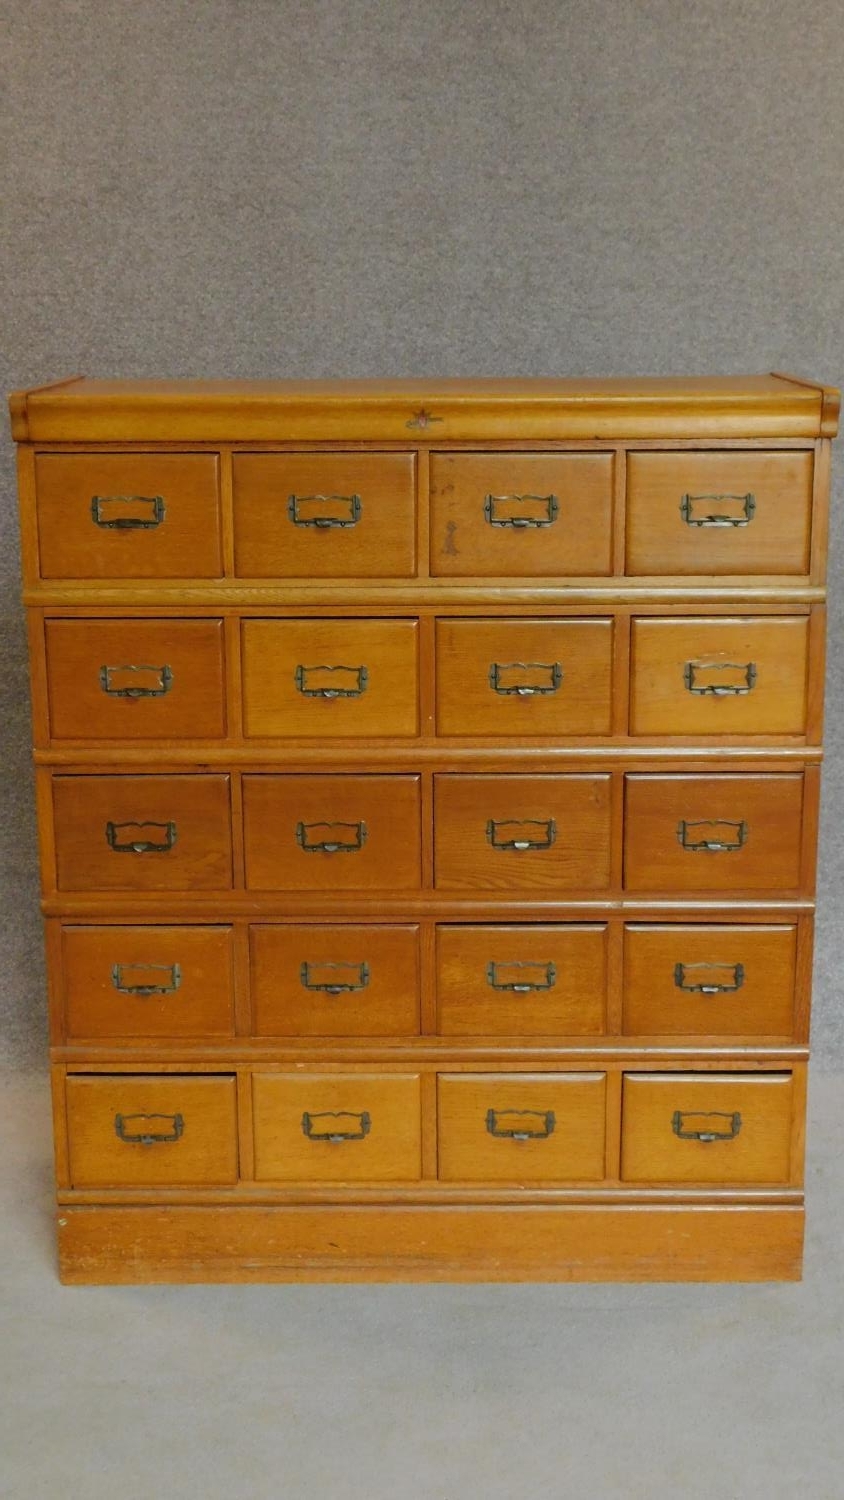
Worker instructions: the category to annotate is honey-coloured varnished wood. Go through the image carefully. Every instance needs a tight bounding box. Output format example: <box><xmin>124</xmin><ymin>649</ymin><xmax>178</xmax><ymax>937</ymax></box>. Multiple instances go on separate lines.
<box><xmin>9</xmin><ymin>373</ymin><xmax>837</xmax><ymax>1282</ymax></box>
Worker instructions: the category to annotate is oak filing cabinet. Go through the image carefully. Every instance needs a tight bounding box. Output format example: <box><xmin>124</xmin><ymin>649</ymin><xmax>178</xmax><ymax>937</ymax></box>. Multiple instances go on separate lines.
<box><xmin>8</xmin><ymin>373</ymin><xmax>837</xmax><ymax>1282</ymax></box>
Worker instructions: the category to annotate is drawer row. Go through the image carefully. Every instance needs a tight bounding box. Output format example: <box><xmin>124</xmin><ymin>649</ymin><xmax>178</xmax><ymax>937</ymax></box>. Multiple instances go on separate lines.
<box><xmin>46</xmin><ymin>771</ymin><xmax>809</xmax><ymax>895</ymax></box>
<box><xmin>31</xmin><ymin>447</ymin><xmax>815</xmax><ymax>582</ymax></box>
<box><xmin>62</xmin><ymin>1069</ymin><xmax>799</xmax><ymax>1189</ymax></box>
<box><xmin>55</xmin><ymin>921</ymin><xmax>801</xmax><ymax>1041</ymax></box>
<box><xmin>39</xmin><ymin>614</ymin><xmax>816</xmax><ymax>742</ymax></box>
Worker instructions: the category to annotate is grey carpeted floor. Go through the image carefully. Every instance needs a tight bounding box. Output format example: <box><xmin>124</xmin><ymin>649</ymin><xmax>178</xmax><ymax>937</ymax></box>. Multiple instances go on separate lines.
<box><xmin>1</xmin><ymin>1064</ymin><xmax>842</xmax><ymax>1500</ymax></box>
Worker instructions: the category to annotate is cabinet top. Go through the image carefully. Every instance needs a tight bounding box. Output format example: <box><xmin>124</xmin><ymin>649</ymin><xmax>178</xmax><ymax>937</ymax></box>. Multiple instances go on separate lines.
<box><xmin>8</xmin><ymin>373</ymin><xmax>839</xmax><ymax>442</ymax></box>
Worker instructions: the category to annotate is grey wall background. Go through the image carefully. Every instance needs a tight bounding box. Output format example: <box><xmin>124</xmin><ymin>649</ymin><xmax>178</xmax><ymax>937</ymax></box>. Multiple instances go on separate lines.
<box><xmin>1</xmin><ymin>0</ymin><xmax>841</xmax><ymax>1068</ymax></box>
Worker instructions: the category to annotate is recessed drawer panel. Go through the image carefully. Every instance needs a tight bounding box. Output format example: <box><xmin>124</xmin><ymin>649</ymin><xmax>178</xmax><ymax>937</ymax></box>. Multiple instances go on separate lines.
<box><xmin>626</xmin><ymin>451</ymin><xmax>813</xmax><ymax>575</ymax></box>
<box><xmin>623</xmin><ymin>774</ymin><xmax>804</xmax><ymax>893</ymax></box>
<box><xmin>436</xmin><ymin>925</ymin><xmax>607</xmax><ymax>1035</ymax></box>
<box><xmin>242</xmin><ymin>619</ymin><xmax>419</xmax><ymax>738</ymax></box>
<box><xmin>45</xmin><ymin>619</ymin><xmax>227</xmax><ymax>740</ymax></box>
<box><xmin>62</xmin><ymin>925</ymin><xmax>235</xmax><ymax>1039</ymax></box>
<box><xmin>243</xmin><ymin>775</ymin><xmax>422</xmax><ymax>891</ymax></box>
<box><xmin>620</xmin><ymin>1072</ymin><xmax>794</xmax><ymax>1184</ymax></box>
<box><xmin>251</xmin><ymin>924</ymin><xmax>420</xmax><ymax>1036</ymax></box>
<box><xmin>622</xmin><ymin>924</ymin><xmax>797</xmax><ymax>1036</ymax></box>
<box><xmin>436</xmin><ymin>619</ymin><xmax>613</xmax><ymax>737</ymax></box>
<box><xmin>630</xmin><ymin>617</ymin><xmax>809</xmax><ymax>736</ymax></box>
<box><xmin>233</xmin><ymin>453</ymin><xmax>416</xmax><ymax>577</ymax></box>
<box><xmin>437</xmin><ymin>1073</ymin><xmax>607</xmax><ymax>1182</ymax></box>
<box><xmin>430</xmin><ymin>453</ymin><xmax>613</xmax><ymax>576</ymax></box>
<box><xmin>252</xmin><ymin>1072</ymin><xmax>422</xmax><ymax>1181</ymax></box>
<box><xmin>35</xmin><ymin>453</ymin><xmax>223</xmax><ymax>580</ymax></box>
<box><xmin>52</xmin><ymin>775</ymin><xmax>233</xmax><ymax>892</ymax></box>
<box><xmin>66</xmin><ymin>1074</ymin><xmax>238</xmax><ymax>1187</ymax></box>
<box><xmin>434</xmin><ymin>775</ymin><xmax>612</xmax><ymax>891</ymax></box>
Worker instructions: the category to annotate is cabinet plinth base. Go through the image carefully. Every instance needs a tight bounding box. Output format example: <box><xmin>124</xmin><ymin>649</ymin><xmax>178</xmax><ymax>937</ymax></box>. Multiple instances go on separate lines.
<box><xmin>57</xmin><ymin>1203</ymin><xmax>804</xmax><ymax>1284</ymax></box>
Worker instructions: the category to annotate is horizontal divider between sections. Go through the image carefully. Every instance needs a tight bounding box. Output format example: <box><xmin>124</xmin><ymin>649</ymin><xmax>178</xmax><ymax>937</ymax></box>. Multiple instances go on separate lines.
<box><xmin>55</xmin><ymin>1185</ymin><xmax>806</xmax><ymax>1208</ymax></box>
<box><xmin>25</xmin><ymin>588</ymin><xmax>827</xmax><ymax>609</ymax></box>
<box><xmin>58</xmin><ymin>1050</ymin><xmax>808</xmax><ymax>1070</ymax></box>
<box><xmin>41</xmin><ymin>895</ymin><xmax>817</xmax><ymax>919</ymax></box>
<box><xmin>34</xmin><ymin>745</ymin><xmax>825</xmax><ymax>766</ymax></box>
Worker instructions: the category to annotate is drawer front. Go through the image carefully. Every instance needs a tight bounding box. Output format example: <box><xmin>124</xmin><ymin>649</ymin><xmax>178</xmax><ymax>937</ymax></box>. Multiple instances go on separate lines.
<box><xmin>436</xmin><ymin>619</ymin><xmax>613</xmax><ymax>737</ymax></box>
<box><xmin>36</xmin><ymin>453</ymin><xmax>222</xmax><ymax>580</ymax></box>
<box><xmin>434</xmin><ymin>775</ymin><xmax>612</xmax><ymax>891</ymax></box>
<box><xmin>436</xmin><ymin>925</ymin><xmax>607</xmax><ymax>1036</ymax></box>
<box><xmin>252</xmin><ymin>1072</ymin><xmax>422</xmax><ymax>1181</ymax></box>
<box><xmin>66</xmin><ymin>1074</ymin><xmax>238</xmax><ymax>1187</ymax></box>
<box><xmin>623</xmin><ymin>925</ymin><xmax>797</xmax><ymax>1036</ymax></box>
<box><xmin>242</xmin><ymin>618</ymin><xmax>419</xmax><ymax>738</ymax></box>
<box><xmin>626</xmin><ymin>451</ymin><xmax>813</xmax><ymax>576</ymax></box>
<box><xmin>52</xmin><ymin>775</ymin><xmax>233</xmax><ymax>892</ymax></box>
<box><xmin>45</xmin><ymin>619</ymin><xmax>227</xmax><ymax>741</ymax></box>
<box><xmin>243</xmin><ymin>775</ymin><xmax>422</xmax><ymax>891</ymax></box>
<box><xmin>623</xmin><ymin>774</ymin><xmax>804</xmax><ymax>893</ymax></box>
<box><xmin>251</xmin><ymin>924</ymin><xmax>420</xmax><ymax>1036</ymax></box>
<box><xmin>430</xmin><ymin>453</ymin><xmax>613</xmax><ymax>576</ymax></box>
<box><xmin>630</xmin><ymin>616</ymin><xmax>809</xmax><ymax>736</ymax></box>
<box><xmin>233</xmin><ymin>453</ymin><xmax>416</xmax><ymax>577</ymax></box>
<box><xmin>62</xmin><ymin>925</ymin><xmax>235</xmax><ymax>1039</ymax></box>
<box><xmin>437</xmin><ymin>1073</ymin><xmax>607</xmax><ymax>1182</ymax></box>
<box><xmin>620</xmin><ymin>1072</ymin><xmax>794</xmax><ymax>1184</ymax></box>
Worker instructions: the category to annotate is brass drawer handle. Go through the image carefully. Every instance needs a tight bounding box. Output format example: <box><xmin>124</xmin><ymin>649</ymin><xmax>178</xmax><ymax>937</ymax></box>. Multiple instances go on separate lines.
<box><xmin>674</xmin><ymin>961</ymin><xmax>745</xmax><ymax>995</ymax></box>
<box><xmin>287</xmin><ymin>493</ymin><xmax>361</xmax><ymax>528</ymax></box>
<box><xmin>91</xmin><ymin>494</ymin><xmax>166</xmax><ymax>529</ymax></box>
<box><xmin>302</xmin><ymin>1110</ymin><xmax>371</xmax><ymax>1142</ymax></box>
<box><xmin>300</xmin><ymin>960</ymin><xmax>370</xmax><ymax>994</ymax></box>
<box><xmin>671</xmin><ymin>1109</ymin><xmax>742</xmax><ymax>1143</ymax></box>
<box><xmin>676</xmin><ymin>819</ymin><xmax>747</xmax><ymax>853</ymax></box>
<box><xmin>483</xmin><ymin>493</ymin><xmax>559</xmax><ymax>528</ymax></box>
<box><xmin>111</xmin><ymin>962</ymin><xmax>182</xmax><ymax>996</ymax></box>
<box><xmin>106</xmin><ymin>820</ymin><xmax>178</xmax><ymax>854</ymax></box>
<box><xmin>486</xmin><ymin>1108</ymin><xmax>556</xmax><ymax>1140</ymax></box>
<box><xmin>486</xmin><ymin>960</ymin><xmax>557</xmax><ymax>993</ymax></box>
<box><xmin>486</xmin><ymin>818</ymin><xmax>556</xmax><ymax>851</ymax></box>
<box><xmin>294</xmin><ymin>664</ymin><xmax>368</xmax><ymax>698</ymax></box>
<box><xmin>114</xmin><ymin>1111</ymin><xmax>184</xmax><ymax>1145</ymax></box>
<box><xmin>679</xmin><ymin>492</ymin><xmax>756</xmax><ymax>527</ymax></box>
<box><xmin>296</xmin><ymin>820</ymin><xmax>367</xmax><ymax>854</ymax></box>
<box><xmin>99</xmin><ymin>664</ymin><xmax>173</xmax><ymax>699</ymax></box>
<box><xmin>488</xmin><ymin>661</ymin><xmax>562</xmax><ymax>696</ymax></box>
<box><xmin>683</xmin><ymin>661</ymin><xmax>757</xmax><ymax>696</ymax></box>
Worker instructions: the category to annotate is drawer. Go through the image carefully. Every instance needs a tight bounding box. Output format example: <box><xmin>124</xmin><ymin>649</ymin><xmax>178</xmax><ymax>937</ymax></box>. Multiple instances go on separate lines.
<box><xmin>66</xmin><ymin>1074</ymin><xmax>238</xmax><ymax>1187</ymax></box>
<box><xmin>35</xmin><ymin>453</ymin><xmax>222</xmax><ymax>580</ymax></box>
<box><xmin>243</xmin><ymin>775</ymin><xmax>422</xmax><ymax>891</ymax></box>
<box><xmin>435</xmin><ymin>619</ymin><xmax>613</xmax><ymax>737</ymax></box>
<box><xmin>430</xmin><ymin>452</ymin><xmax>613</xmax><ymax>576</ymax></box>
<box><xmin>437</xmin><ymin>1073</ymin><xmax>607</xmax><ymax>1182</ymax></box>
<box><xmin>242</xmin><ymin>618</ymin><xmax>419</xmax><ymax>738</ymax></box>
<box><xmin>252</xmin><ymin>1072</ymin><xmax>422</xmax><ymax>1181</ymax></box>
<box><xmin>626</xmin><ymin>451</ymin><xmax>813</xmax><ymax>575</ymax></box>
<box><xmin>622</xmin><ymin>924</ymin><xmax>797</xmax><ymax>1036</ymax></box>
<box><xmin>52</xmin><ymin>774</ymin><xmax>233</xmax><ymax>892</ymax></box>
<box><xmin>630</xmin><ymin>616</ymin><xmax>809</xmax><ymax>736</ymax></box>
<box><xmin>45</xmin><ymin>619</ymin><xmax>227</xmax><ymax>740</ymax></box>
<box><xmin>623</xmin><ymin>774</ymin><xmax>804</xmax><ymax>893</ymax></box>
<box><xmin>620</xmin><ymin>1072</ymin><xmax>794</xmax><ymax>1184</ymax></box>
<box><xmin>233</xmin><ymin>453</ymin><xmax>416</xmax><ymax>577</ymax></box>
<box><xmin>434</xmin><ymin>775</ymin><xmax>612</xmax><ymax>891</ymax></box>
<box><xmin>436</xmin><ymin>925</ymin><xmax>606</xmax><ymax>1036</ymax></box>
<box><xmin>251</xmin><ymin>924</ymin><xmax>420</xmax><ymax>1036</ymax></box>
<box><xmin>62</xmin><ymin>925</ymin><xmax>235</xmax><ymax>1039</ymax></box>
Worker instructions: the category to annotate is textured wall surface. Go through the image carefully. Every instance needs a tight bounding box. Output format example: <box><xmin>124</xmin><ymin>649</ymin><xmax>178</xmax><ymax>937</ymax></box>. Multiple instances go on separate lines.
<box><xmin>1</xmin><ymin>0</ymin><xmax>842</xmax><ymax>1067</ymax></box>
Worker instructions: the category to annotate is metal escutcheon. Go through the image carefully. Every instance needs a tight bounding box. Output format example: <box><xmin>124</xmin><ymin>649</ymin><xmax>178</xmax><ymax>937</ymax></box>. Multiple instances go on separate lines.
<box><xmin>302</xmin><ymin>1110</ymin><xmax>371</xmax><ymax>1142</ymax></box>
<box><xmin>486</xmin><ymin>1108</ymin><xmax>556</xmax><ymax>1141</ymax></box>
<box><xmin>671</xmin><ymin>1109</ymin><xmax>742</xmax><ymax>1143</ymax></box>
<box><xmin>115</xmin><ymin>1111</ymin><xmax>184</xmax><ymax>1145</ymax></box>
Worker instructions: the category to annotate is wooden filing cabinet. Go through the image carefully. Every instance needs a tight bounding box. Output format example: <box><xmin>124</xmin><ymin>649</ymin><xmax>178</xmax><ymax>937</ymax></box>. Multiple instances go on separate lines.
<box><xmin>9</xmin><ymin>372</ymin><xmax>837</xmax><ymax>1283</ymax></box>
